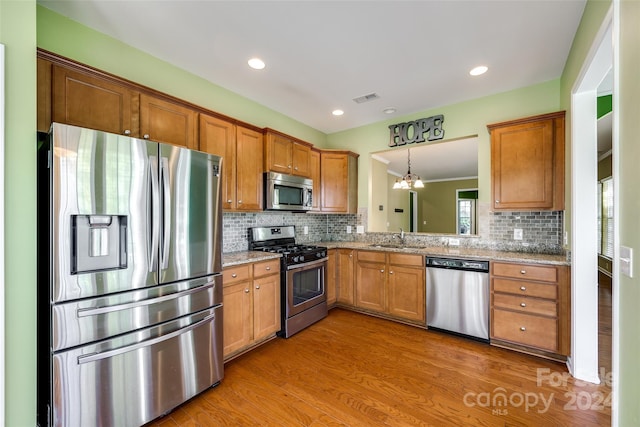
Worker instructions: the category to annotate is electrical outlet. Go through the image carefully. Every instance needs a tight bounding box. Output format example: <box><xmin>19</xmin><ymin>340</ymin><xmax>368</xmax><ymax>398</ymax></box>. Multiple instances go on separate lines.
<box><xmin>303</xmin><ymin>226</ymin><xmax>308</xmax><ymax>235</ymax></box>
<box><xmin>356</xmin><ymin>225</ymin><xmax>364</xmax><ymax>234</ymax></box>
<box><xmin>514</xmin><ymin>228</ymin><xmax>523</xmax><ymax>240</ymax></box>
<box><xmin>449</xmin><ymin>238</ymin><xmax>460</xmax><ymax>246</ymax></box>
<box><xmin>564</xmin><ymin>231</ymin><xmax>568</xmax><ymax>245</ymax></box>
<box><xmin>346</xmin><ymin>225</ymin><xmax>352</xmax><ymax>234</ymax></box>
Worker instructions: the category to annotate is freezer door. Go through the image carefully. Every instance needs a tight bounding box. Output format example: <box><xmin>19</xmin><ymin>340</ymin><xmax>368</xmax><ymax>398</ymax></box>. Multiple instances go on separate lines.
<box><xmin>51</xmin><ymin>274</ymin><xmax>222</xmax><ymax>351</ymax></box>
<box><xmin>51</xmin><ymin>306</ymin><xmax>223</xmax><ymax>427</ymax></box>
<box><xmin>50</xmin><ymin>123</ymin><xmax>161</xmax><ymax>302</ymax></box>
<box><xmin>158</xmin><ymin>143</ymin><xmax>222</xmax><ymax>284</ymax></box>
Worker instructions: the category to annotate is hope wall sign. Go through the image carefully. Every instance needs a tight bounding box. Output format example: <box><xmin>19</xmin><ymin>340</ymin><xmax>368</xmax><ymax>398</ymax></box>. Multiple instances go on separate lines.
<box><xmin>388</xmin><ymin>114</ymin><xmax>445</xmax><ymax>147</ymax></box>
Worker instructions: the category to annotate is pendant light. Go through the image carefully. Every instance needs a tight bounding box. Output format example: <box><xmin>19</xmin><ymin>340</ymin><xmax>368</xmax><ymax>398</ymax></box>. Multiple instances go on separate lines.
<box><xmin>393</xmin><ymin>148</ymin><xmax>424</xmax><ymax>189</ymax></box>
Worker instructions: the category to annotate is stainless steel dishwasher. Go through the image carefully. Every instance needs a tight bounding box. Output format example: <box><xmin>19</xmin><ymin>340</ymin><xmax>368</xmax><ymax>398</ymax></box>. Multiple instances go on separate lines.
<box><xmin>426</xmin><ymin>257</ymin><xmax>490</xmax><ymax>342</ymax></box>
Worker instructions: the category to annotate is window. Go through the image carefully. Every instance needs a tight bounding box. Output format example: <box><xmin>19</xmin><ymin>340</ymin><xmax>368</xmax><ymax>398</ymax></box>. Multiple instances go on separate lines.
<box><xmin>598</xmin><ymin>178</ymin><xmax>614</xmax><ymax>258</ymax></box>
<box><xmin>456</xmin><ymin>189</ymin><xmax>478</xmax><ymax>235</ymax></box>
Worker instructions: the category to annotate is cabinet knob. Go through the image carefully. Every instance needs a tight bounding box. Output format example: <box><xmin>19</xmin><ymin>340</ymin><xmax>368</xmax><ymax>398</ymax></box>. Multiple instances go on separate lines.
<box><xmin>255</xmin><ymin>285</ymin><xmax>260</xmax><ymax>290</ymax></box>
<box><xmin>495</xmin><ymin>200</ymin><xmax>500</xmax><ymax>203</ymax></box>
<box><xmin>288</xmin><ymin>165</ymin><xmax>292</xmax><ymax>169</ymax></box>
<box><xmin>380</xmin><ymin>269</ymin><xmax>385</xmax><ymax>273</ymax></box>
<box><xmin>520</xmin><ymin>286</ymin><xmax>526</xmax><ymax>291</ymax></box>
<box><xmin>266</xmin><ymin>266</ymin><xmax>271</xmax><ymax>271</ymax></box>
<box><xmin>231</xmin><ymin>273</ymin><xmax>237</xmax><ymax>278</ymax></box>
<box><xmin>227</xmin><ymin>199</ymin><xmax>232</xmax><ymax>203</ymax></box>
<box><xmin>349</xmin><ymin>254</ymin><xmax>352</xmax><ymax>258</ymax></box>
<box><xmin>294</xmin><ymin>166</ymin><xmax>298</xmax><ymax>170</ymax></box>
<box><xmin>520</xmin><ymin>327</ymin><xmax>526</xmax><ymax>332</ymax></box>
<box><xmin>389</xmin><ymin>271</ymin><xmax>394</xmax><ymax>274</ymax></box>
<box><xmin>244</xmin><ymin>288</ymin><xmax>249</xmax><ymax>293</ymax></box>
<box><xmin>520</xmin><ymin>270</ymin><xmax>527</xmax><ymax>274</ymax></box>
<box><xmin>143</xmin><ymin>134</ymin><xmax>150</xmax><ymax>139</ymax></box>
<box><xmin>123</xmin><ymin>129</ymin><xmax>131</xmax><ymax>135</ymax></box>
<box><xmin>238</xmin><ymin>200</ymin><xmax>242</xmax><ymax>204</ymax></box>
<box><xmin>520</xmin><ymin>302</ymin><xmax>526</xmax><ymax>307</ymax></box>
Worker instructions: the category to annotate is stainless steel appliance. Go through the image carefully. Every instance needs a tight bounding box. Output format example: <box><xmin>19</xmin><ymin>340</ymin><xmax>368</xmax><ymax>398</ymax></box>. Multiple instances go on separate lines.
<box><xmin>37</xmin><ymin>123</ymin><xmax>224</xmax><ymax>427</ymax></box>
<box><xmin>249</xmin><ymin>226</ymin><xmax>328</xmax><ymax>337</ymax></box>
<box><xmin>426</xmin><ymin>257</ymin><xmax>490</xmax><ymax>341</ymax></box>
<box><xmin>264</xmin><ymin>172</ymin><xmax>313</xmax><ymax>211</ymax></box>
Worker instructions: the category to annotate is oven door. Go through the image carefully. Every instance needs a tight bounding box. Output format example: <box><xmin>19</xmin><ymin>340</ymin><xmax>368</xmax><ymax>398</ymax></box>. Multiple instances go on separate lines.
<box><xmin>285</xmin><ymin>257</ymin><xmax>327</xmax><ymax>317</ymax></box>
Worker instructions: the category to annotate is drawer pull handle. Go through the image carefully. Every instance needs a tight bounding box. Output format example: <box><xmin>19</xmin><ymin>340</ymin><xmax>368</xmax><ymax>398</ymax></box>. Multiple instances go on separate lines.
<box><xmin>231</xmin><ymin>273</ymin><xmax>237</xmax><ymax>278</ymax></box>
<box><xmin>520</xmin><ymin>270</ymin><xmax>527</xmax><ymax>274</ymax></box>
<box><xmin>520</xmin><ymin>286</ymin><xmax>526</xmax><ymax>291</ymax></box>
<box><xmin>520</xmin><ymin>302</ymin><xmax>527</xmax><ymax>307</ymax></box>
<box><xmin>520</xmin><ymin>327</ymin><xmax>526</xmax><ymax>332</ymax></box>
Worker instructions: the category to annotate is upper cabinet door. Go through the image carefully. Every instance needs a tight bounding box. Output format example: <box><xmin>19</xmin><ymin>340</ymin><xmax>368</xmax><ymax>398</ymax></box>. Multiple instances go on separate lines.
<box><xmin>139</xmin><ymin>94</ymin><xmax>198</xmax><ymax>149</ymax></box>
<box><xmin>199</xmin><ymin>114</ymin><xmax>237</xmax><ymax>211</ymax></box>
<box><xmin>489</xmin><ymin>111</ymin><xmax>565</xmax><ymax>211</ymax></box>
<box><xmin>320</xmin><ymin>150</ymin><xmax>358</xmax><ymax>213</ymax></box>
<box><xmin>265</xmin><ymin>132</ymin><xmax>293</xmax><ymax>174</ymax></box>
<box><xmin>235</xmin><ymin>126</ymin><xmax>264</xmax><ymax>211</ymax></box>
<box><xmin>52</xmin><ymin>65</ymin><xmax>139</xmax><ymax>136</ymax></box>
<box><xmin>291</xmin><ymin>141</ymin><xmax>311</xmax><ymax>177</ymax></box>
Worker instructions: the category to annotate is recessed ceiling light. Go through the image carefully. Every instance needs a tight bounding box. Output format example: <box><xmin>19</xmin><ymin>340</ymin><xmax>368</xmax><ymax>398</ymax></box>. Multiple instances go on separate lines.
<box><xmin>332</xmin><ymin>109</ymin><xmax>344</xmax><ymax>116</ymax></box>
<box><xmin>383</xmin><ymin>107</ymin><xmax>397</xmax><ymax>114</ymax></box>
<box><xmin>248</xmin><ymin>58</ymin><xmax>265</xmax><ymax>70</ymax></box>
<box><xmin>470</xmin><ymin>65</ymin><xmax>488</xmax><ymax>76</ymax></box>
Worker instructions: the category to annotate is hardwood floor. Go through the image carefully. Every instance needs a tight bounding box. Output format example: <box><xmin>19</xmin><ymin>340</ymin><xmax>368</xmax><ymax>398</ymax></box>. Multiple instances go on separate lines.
<box><xmin>147</xmin><ymin>307</ymin><xmax>611</xmax><ymax>427</ymax></box>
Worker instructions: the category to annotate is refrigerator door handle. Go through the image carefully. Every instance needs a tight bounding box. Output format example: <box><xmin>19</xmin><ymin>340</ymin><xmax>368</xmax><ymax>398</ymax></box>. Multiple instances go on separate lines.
<box><xmin>77</xmin><ymin>312</ymin><xmax>216</xmax><ymax>364</ymax></box>
<box><xmin>160</xmin><ymin>156</ymin><xmax>171</xmax><ymax>270</ymax></box>
<box><xmin>148</xmin><ymin>155</ymin><xmax>160</xmax><ymax>272</ymax></box>
<box><xmin>76</xmin><ymin>280</ymin><xmax>215</xmax><ymax>318</ymax></box>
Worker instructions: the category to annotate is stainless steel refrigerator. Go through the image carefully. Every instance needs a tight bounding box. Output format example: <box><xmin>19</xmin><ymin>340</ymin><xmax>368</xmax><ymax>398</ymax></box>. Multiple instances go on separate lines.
<box><xmin>37</xmin><ymin>123</ymin><xmax>224</xmax><ymax>427</ymax></box>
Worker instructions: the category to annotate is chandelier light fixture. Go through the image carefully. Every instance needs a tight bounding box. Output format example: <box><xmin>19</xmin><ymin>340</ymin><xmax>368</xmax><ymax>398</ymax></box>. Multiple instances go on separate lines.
<box><xmin>393</xmin><ymin>148</ymin><xmax>424</xmax><ymax>189</ymax></box>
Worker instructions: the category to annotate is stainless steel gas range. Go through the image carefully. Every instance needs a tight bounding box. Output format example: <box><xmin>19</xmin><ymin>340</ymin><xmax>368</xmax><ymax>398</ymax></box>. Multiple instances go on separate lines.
<box><xmin>249</xmin><ymin>226</ymin><xmax>328</xmax><ymax>338</ymax></box>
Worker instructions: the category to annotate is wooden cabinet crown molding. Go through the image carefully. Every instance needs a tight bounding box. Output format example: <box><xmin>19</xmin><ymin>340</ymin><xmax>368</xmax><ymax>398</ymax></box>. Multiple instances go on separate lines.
<box><xmin>486</xmin><ymin>111</ymin><xmax>566</xmax><ymax>131</ymax></box>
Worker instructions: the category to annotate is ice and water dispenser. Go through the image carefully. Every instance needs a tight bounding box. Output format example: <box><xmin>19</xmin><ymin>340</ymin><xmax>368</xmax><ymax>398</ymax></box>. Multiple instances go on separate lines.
<box><xmin>71</xmin><ymin>214</ymin><xmax>128</xmax><ymax>274</ymax></box>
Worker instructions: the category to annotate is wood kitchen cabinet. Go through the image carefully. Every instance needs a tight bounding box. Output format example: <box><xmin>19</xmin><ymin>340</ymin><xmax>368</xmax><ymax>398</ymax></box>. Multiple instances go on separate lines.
<box><xmin>320</xmin><ymin>150</ymin><xmax>359</xmax><ymax>214</ymax></box>
<box><xmin>326</xmin><ymin>249</ymin><xmax>338</xmax><ymax>306</ymax></box>
<box><xmin>222</xmin><ymin>259</ymin><xmax>280</xmax><ymax>360</ymax></box>
<box><xmin>490</xmin><ymin>261</ymin><xmax>570</xmax><ymax>359</ymax></box>
<box><xmin>336</xmin><ymin>248</ymin><xmax>355</xmax><ymax>305</ymax></box>
<box><xmin>139</xmin><ymin>93</ymin><xmax>198</xmax><ymax>149</ymax></box>
<box><xmin>355</xmin><ymin>251</ymin><xmax>425</xmax><ymax>324</ymax></box>
<box><xmin>264</xmin><ymin>129</ymin><xmax>312</xmax><ymax>177</ymax></box>
<box><xmin>51</xmin><ymin>64</ymin><xmax>140</xmax><ymax>136</ymax></box>
<box><xmin>309</xmin><ymin>148</ymin><xmax>321</xmax><ymax>211</ymax></box>
<box><xmin>37</xmin><ymin>58</ymin><xmax>53</xmax><ymax>132</ymax></box>
<box><xmin>200</xmin><ymin>114</ymin><xmax>264</xmax><ymax>211</ymax></box>
<box><xmin>488</xmin><ymin>111</ymin><xmax>565</xmax><ymax>211</ymax></box>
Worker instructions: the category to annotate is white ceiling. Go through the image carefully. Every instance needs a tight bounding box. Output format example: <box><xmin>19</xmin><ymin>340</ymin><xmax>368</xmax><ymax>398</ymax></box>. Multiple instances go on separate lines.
<box><xmin>38</xmin><ymin>0</ymin><xmax>587</xmax><ymax>135</ymax></box>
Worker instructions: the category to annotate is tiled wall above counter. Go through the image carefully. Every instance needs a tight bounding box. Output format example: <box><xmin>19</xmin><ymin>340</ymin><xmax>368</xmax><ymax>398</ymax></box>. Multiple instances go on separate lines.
<box><xmin>222</xmin><ymin>208</ymin><xmax>564</xmax><ymax>255</ymax></box>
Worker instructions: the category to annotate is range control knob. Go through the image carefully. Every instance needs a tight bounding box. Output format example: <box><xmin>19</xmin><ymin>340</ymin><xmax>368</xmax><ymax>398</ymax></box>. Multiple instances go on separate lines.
<box><xmin>299</xmin><ymin>255</ymin><xmax>305</xmax><ymax>262</ymax></box>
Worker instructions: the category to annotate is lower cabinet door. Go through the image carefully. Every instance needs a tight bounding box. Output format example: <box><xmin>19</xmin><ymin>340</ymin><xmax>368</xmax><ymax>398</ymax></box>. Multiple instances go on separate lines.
<box><xmin>387</xmin><ymin>266</ymin><xmax>425</xmax><ymax>322</ymax></box>
<box><xmin>253</xmin><ymin>273</ymin><xmax>281</xmax><ymax>342</ymax></box>
<box><xmin>222</xmin><ymin>281</ymin><xmax>253</xmax><ymax>357</ymax></box>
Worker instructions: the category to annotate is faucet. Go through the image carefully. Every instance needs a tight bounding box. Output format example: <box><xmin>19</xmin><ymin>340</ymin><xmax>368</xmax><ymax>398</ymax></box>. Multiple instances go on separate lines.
<box><xmin>394</xmin><ymin>228</ymin><xmax>405</xmax><ymax>243</ymax></box>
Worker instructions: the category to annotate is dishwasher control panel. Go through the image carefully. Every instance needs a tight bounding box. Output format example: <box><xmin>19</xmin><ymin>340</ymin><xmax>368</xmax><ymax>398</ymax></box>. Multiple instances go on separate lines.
<box><xmin>426</xmin><ymin>257</ymin><xmax>489</xmax><ymax>272</ymax></box>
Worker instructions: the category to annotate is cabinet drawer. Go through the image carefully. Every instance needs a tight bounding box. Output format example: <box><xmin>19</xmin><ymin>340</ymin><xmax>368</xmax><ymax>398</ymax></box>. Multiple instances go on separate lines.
<box><xmin>492</xmin><ymin>262</ymin><xmax>557</xmax><ymax>282</ymax></box>
<box><xmin>223</xmin><ymin>265</ymin><xmax>251</xmax><ymax>285</ymax></box>
<box><xmin>253</xmin><ymin>259</ymin><xmax>280</xmax><ymax>278</ymax></box>
<box><xmin>493</xmin><ymin>293</ymin><xmax>557</xmax><ymax>317</ymax></box>
<box><xmin>492</xmin><ymin>309</ymin><xmax>557</xmax><ymax>351</ymax></box>
<box><xmin>492</xmin><ymin>278</ymin><xmax>557</xmax><ymax>299</ymax></box>
<box><xmin>388</xmin><ymin>253</ymin><xmax>424</xmax><ymax>267</ymax></box>
<box><xmin>357</xmin><ymin>250</ymin><xmax>386</xmax><ymax>263</ymax></box>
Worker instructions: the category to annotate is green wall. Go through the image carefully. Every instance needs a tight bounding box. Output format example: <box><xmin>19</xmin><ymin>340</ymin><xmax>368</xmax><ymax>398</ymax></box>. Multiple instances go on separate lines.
<box><xmin>616</xmin><ymin>1</ymin><xmax>640</xmax><ymax>423</ymax></box>
<box><xmin>418</xmin><ymin>179</ymin><xmax>478</xmax><ymax>234</ymax></box>
<box><xmin>0</xmin><ymin>0</ymin><xmax>37</xmax><ymax>425</ymax></box>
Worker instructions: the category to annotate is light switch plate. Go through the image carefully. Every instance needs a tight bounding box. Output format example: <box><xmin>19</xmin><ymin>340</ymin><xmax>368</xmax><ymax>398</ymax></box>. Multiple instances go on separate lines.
<box><xmin>620</xmin><ymin>246</ymin><xmax>633</xmax><ymax>278</ymax></box>
<box><xmin>449</xmin><ymin>238</ymin><xmax>460</xmax><ymax>246</ymax></box>
<box><xmin>303</xmin><ymin>226</ymin><xmax>308</xmax><ymax>235</ymax></box>
<box><xmin>346</xmin><ymin>225</ymin><xmax>352</xmax><ymax>234</ymax></box>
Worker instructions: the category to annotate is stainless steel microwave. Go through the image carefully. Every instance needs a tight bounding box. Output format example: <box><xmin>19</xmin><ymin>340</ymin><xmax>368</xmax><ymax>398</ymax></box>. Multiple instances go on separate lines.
<box><xmin>264</xmin><ymin>172</ymin><xmax>313</xmax><ymax>211</ymax></box>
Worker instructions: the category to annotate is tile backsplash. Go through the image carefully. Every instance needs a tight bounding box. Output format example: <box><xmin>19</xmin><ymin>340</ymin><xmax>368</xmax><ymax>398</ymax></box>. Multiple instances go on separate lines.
<box><xmin>222</xmin><ymin>208</ymin><xmax>564</xmax><ymax>255</ymax></box>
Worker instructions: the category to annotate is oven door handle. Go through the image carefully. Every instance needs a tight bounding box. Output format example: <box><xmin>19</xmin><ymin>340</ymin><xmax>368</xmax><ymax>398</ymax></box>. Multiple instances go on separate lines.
<box><xmin>286</xmin><ymin>257</ymin><xmax>328</xmax><ymax>271</ymax></box>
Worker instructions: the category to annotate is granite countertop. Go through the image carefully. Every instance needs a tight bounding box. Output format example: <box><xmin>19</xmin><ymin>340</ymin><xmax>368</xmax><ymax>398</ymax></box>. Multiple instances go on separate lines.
<box><xmin>319</xmin><ymin>241</ymin><xmax>570</xmax><ymax>266</ymax></box>
<box><xmin>222</xmin><ymin>242</ymin><xmax>569</xmax><ymax>267</ymax></box>
<box><xmin>222</xmin><ymin>251</ymin><xmax>282</xmax><ymax>267</ymax></box>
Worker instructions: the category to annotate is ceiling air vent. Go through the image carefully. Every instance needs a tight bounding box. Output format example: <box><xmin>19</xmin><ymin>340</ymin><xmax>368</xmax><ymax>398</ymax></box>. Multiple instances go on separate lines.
<box><xmin>353</xmin><ymin>93</ymin><xmax>380</xmax><ymax>104</ymax></box>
